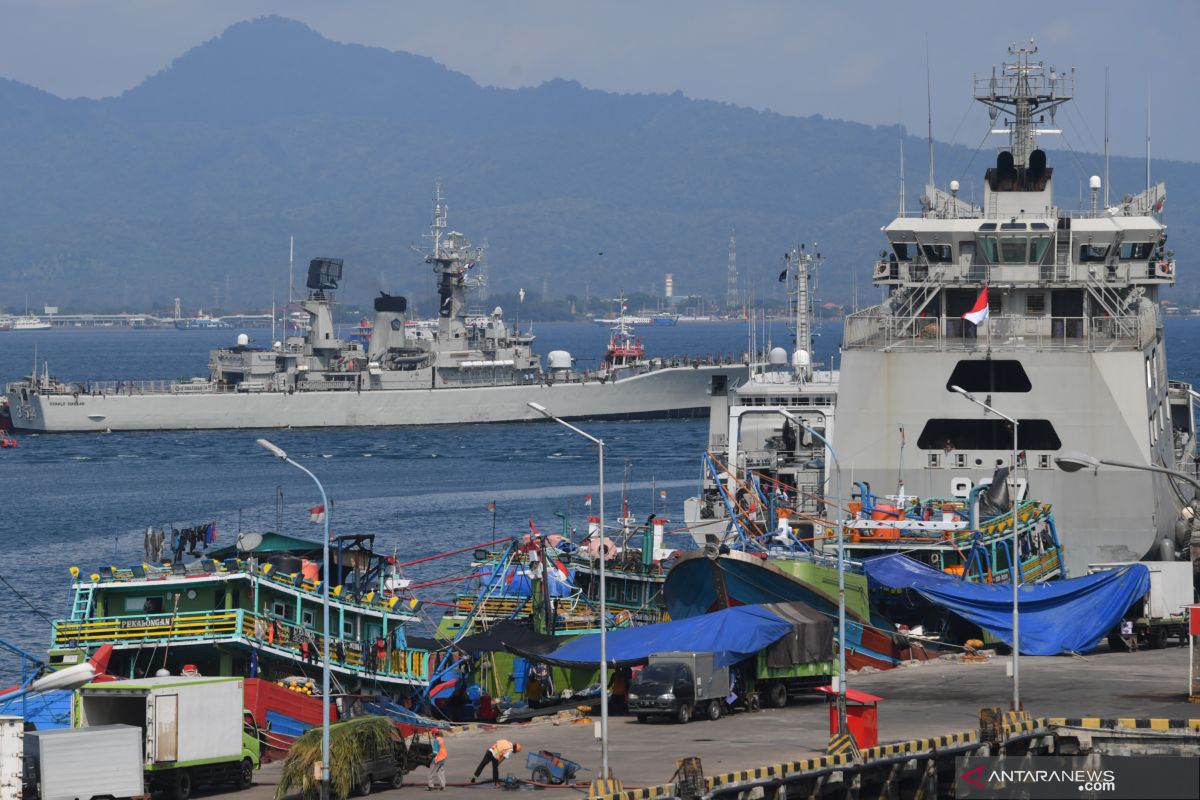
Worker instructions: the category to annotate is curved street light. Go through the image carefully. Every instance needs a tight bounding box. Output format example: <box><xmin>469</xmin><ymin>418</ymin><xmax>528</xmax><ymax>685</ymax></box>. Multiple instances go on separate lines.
<box><xmin>949</xmin><ymin>385</ymin><xmax>1022</xmax><ymax>711</ymax></box>
<box><xmin>526</xmin><ymin>402</ymin><xmax>609</xmax><ymax>780</ymax></box>
<box><xmin>257</xmin><ymin>438</ymin><xmax>332</xmax><ymax>800</ymax></box>
<box><xmin>776</xmin><ymin>408</ymin><xmax>849</xmax><ymax>739</ymax></box>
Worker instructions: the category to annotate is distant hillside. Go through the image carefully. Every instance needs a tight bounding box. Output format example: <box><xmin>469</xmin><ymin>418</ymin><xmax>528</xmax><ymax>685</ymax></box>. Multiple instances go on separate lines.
<box><xmin>0</xmin><ymin>16</ymin><xmax>1195</xmax><ymax>313</ymax></box>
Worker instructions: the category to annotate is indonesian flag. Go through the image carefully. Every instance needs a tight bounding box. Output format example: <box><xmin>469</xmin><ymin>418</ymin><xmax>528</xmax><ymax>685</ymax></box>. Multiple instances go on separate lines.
<box><xmin>963</xmin><ymin>288</ymin><xmax>990</xmax><ymax>326</ymax></box>
<box><xmin>659</xmin><ymin>489</ymin><xmax>667</xmax><ymax>501</ymax></box>
<box><xmin>487</xmin><ymin>500</ymin><xmax>496</xmax><ymax>513</ymax></box>
<box><xmin>584</xmin><ymin>495</ymin><xmax>592</xmax><ymax>507</ymax></box>
<box><xmin>308</xmin><ymin>504</ymin><xmax>325</xmax><ymax>523</ymax></box>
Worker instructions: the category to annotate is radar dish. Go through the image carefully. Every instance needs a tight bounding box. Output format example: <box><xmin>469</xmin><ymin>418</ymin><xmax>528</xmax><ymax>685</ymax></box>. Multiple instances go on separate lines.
<box><xmin>307</xmin><ymin>257</ymin><xmax>344</xmax><ymax>292</ymax></box>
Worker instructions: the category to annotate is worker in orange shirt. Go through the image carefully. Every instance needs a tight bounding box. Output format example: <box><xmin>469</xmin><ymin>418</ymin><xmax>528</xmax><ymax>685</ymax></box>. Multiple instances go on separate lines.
<box><xmin>426</xmin><ymin>731</ymin><xmax>447</xmax><ymax>791</ymax></box>
<box><xmin>471</xmin><ymin>738</ymin><xmax>521</xmax><ymax>784</ymax></box>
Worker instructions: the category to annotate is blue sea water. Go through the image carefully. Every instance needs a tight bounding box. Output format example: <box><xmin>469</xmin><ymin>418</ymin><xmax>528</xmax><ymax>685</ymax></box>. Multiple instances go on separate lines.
<box><xmin>2</xmin><ymin>316</ymin><xmax>1199</xmax><ymax>683</ymax></box>
<box><xmin>0</xmin><ymin>319</ymin><xmax>832</xmax><ymax>679</ymax></box>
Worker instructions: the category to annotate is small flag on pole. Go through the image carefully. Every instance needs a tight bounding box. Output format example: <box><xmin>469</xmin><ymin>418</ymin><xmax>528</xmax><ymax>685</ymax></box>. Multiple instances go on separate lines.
<box><xmin>308</xmin><ymin>505</ymin><xmax>325</xmax><ymax>523</ymax></box>
<box><xmin>659</xmin><ymin>489</ymin><xmax>667</xmax><ymax>500</ymax></box>
<box><xmin>584</xmin><ymin>495</ymin><xmax>592</xmax><ymax>507</ymax></box>
<box><xmin>487</xmin><ymin>500</ymin><xmax>496</xmax><ymax>513</ymax></box>
<box><xmin>963</xmin><ymin>287</ymin><xmax>990</xmax><ymax>326</ymax></box>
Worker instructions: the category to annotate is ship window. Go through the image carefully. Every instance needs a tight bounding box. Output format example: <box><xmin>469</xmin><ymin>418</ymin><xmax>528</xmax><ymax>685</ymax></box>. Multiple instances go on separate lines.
<box><xmin>125</xmin><ymin>596</ymin><xmax>165</xmax><ymax>613</ymax></box>
<box><xmin>978</xmin><ymin>223</ymin><xmax>997</xmax><ymax>231</ymax></box>
<box><xmin>272</xmin><ymin>600</ymin><xmax>289</xmax><ymax>619</ymax></box>
<box><xmin>980</xmin><ymin>236</ymin><xmax>998</xmax><ymax>262</ymax></box>
<box><xmin>1030</xmin><ymin>236</ymin><xmax>1051</xmax><ymax>262</ymax></box>
<box><xmin>916</xmin><ymin>419</ymin><xmax>1061</xmax><ymax>450</ymax></box>
<box><xmin>1120</xmin><ymin>242</ymin><xmax>1154</xmax><ymax>260</ymax></box>
<box><xmin>1026</xmin><ymin>294</ymin><xmax>1046</xmax><ymax>314</ymax></box>
<box><xmin>946</xmin><ymin>360</ymin><xmax>1032</xmax><ymax>392</ymax></box>
<box><xmin>921</xmin><ymin>244</ymin><xmax>952</xmax><ymax>263</ymax></box>
<box><xmin>999</xmin><ymin>237</ymin><xmax>1027</xmax><ymax>263</ymax></box>
<box><xmin>927</xmin><ymin>453</ymin><xmax>942</xmax><ymax>468</ymax></box>
<box><xmin>892</xmin><ymin>243</ymin><xmax>917</xmax><ymax>261</ymax></box>
<box><xmin>1031</xmin><ymin>222</ymin><xmax>1051</xmax><ymax>230</ymax></box>
<box><xmin>302</xmin><ymin>609</ymin><xmax>315</xmax><ymax>628</ymax></box>
<box><xmin>1000</xmin><ymin>222</ymin><xmax>1027</xmax><ymax>230</ymax></box>
<box><xmin>1079</xmin><ymin>244</ymin><xmax>1109</xmax><ymax>262</ymax></box>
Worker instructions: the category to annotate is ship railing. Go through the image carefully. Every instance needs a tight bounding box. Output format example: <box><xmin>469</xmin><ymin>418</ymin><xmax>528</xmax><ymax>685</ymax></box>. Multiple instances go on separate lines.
<box><xmin>77</xmin><ymin>560</ymin><xmax>419</xmax><ymax>616</ymax></box>
<box><xmin>51</xmin><ymin>609</ymin><xmax>430</xmax><ymax>682</ymax></box>
<box><xmin>238</xmin><ymin>610</ymin><xmax>430</xmax><ymax>682</ymax></box>
<box><xmin>842</xmin><ymin>310</ymin><xmax>1147</xmax><ymax>352</ymax></box>
<box><xmin>13</xmin><ymin>378</ymin><xmax>243</xmax><ymax>396</ymax></box>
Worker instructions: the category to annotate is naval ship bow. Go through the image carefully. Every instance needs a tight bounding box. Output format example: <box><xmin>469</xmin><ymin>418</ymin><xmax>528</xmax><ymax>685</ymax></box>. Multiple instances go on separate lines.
<box><xmin>834</xmin><ymin>43</ymin><xmax>1194</xmax><ymax>575</ymax></box>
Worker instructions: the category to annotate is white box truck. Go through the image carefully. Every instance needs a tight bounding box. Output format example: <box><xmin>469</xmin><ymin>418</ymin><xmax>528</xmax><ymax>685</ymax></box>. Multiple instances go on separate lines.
<box><xmin>1088</xmin><ymin>561</ymin><xmax>1194</xmax><ymax>649</ymax></box>
<box><xmin>1</xmin><ymin>716</ymin><xmax>22</xmax><ymax>800</ymax></box>
<box><xmin>24</xmin><ymin>725</ymin><xmax>143</xmax><ymax>800</ymax></box>
<box><xmin>76</xmin><ymin>676</ymin><xmax>260</xmax><ymax>800</ymax></box>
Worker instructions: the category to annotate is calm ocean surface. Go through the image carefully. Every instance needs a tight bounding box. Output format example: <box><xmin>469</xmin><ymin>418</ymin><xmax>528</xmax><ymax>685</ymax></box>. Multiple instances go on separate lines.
<box><xmin>2</xmin><ymin>317</ymin><xmax>1199</xmax><ymax>681</ymax></box>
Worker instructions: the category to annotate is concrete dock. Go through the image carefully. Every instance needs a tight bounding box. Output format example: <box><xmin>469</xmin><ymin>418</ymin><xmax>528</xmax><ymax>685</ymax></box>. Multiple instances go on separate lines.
<box><xmin>222</xmin><ymin>646</ymin><xmax>1196</xmax><ymax>800</ymax></box>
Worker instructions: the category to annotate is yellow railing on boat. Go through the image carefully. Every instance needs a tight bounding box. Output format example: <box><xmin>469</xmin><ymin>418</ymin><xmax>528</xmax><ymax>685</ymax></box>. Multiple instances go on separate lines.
<box><xmin>54</xmin><ymin>609</ymin><xmax>240</xmax><ymax>644</ymax></box>
<box><xmin>54</xmin><ymin>609</ymin><xmax>430</xmax><ymax>682</ymax></box>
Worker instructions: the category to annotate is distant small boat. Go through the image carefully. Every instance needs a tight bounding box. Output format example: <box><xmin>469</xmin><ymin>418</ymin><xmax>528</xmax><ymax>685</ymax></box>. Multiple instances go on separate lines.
<box><xmin>11</xmin><ymin>315</ymin><xmax>50</xmax><ymax>331</ymax></box>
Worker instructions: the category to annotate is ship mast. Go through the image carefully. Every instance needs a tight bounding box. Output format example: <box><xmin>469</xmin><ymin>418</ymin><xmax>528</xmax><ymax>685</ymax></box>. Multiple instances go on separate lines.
<box><xmin>974</xmin><ymin>41</ymin><xmax>1072</xmax><ymax>168</ymax></box>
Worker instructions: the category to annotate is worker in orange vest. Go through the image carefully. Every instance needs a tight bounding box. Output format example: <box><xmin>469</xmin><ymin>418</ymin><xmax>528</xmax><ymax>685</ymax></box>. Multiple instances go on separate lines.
<box><xmin>471</xmin><ymin>738</ymin><xmax>521</xmax><ymax>784</ymax></box>
<box><xmin>426</xmin><ymin>731</ymin><xmax>447</xmax><ymax>791</ymax></box>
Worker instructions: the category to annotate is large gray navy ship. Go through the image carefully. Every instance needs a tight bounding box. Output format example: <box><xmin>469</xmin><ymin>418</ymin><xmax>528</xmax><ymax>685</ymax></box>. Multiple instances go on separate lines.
<box><xmin>834</xmin><ymin>43</ymin><xmax>1196</xmax><ymax>575</ymax></box>
<box><xmin>5</xmin><ymin>189</ymin><xmax>740</xmax><ymax>432</ymax></box>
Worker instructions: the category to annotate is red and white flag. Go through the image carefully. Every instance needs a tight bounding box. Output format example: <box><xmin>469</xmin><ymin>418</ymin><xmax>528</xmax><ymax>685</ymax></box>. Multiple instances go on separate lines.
<box><xmin>659</xmin><ymin>489</ymin><xmax>667</xmax><ymax>500</ymax></box>
<box><xmin>963</xmin><ymin>288</ymin><xmax>990</xmax><ymax>326</ymax></box>
<box><xmin>308</xmin><ymin>504</ymin><xmax>325</xmax><ymax>523</ymax></box>
<box><xmin>584</xmin><ymin>495</ymin><xmax>592</xmax><ymax>507</ymax></box>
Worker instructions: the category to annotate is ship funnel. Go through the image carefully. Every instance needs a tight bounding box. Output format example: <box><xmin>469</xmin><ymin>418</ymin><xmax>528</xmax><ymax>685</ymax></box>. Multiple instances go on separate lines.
<box><xmin>369</xmin><ymin>292</ymin><xmax>409</xmax><ymax>360</ymax></box>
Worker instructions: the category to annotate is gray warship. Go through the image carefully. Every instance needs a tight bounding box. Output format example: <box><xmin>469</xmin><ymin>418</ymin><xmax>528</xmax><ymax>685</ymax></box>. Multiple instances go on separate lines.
<box><xmin>834</xmin><ymin>43</ymin><xmax>1195</xmax><ymax>575</ymax></box>
<box><xmin>5</xmin><ymin>189</ymin><xmax>740</xmax><ymax>431</ymax></box>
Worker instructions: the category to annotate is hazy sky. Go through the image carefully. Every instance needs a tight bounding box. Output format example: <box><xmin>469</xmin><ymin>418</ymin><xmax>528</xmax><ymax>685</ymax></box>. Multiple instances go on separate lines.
<box><xmin>2</xmin><ymin>0</ymin><xmax>1197</xmax><ymax>161</ymax></box>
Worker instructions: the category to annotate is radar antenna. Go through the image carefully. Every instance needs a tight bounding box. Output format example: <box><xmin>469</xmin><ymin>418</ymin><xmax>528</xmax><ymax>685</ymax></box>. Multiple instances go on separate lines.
<box><xmin>974</xmin><ymin>40</ymin><xmax>1073</xmax><ymax>167</ymax></box>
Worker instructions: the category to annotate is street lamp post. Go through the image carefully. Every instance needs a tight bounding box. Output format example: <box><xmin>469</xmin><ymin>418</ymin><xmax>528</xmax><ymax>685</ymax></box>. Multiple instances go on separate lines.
<box><xmin>1055</xmin><ymin>451</ymin><xmax>1200</xmax><ymax>560</ymax></box>
<box><xmin>257</xmin><ymin>438</ymin><xmax>332</xmax><ymax>800</ymax></box>
<box><xmin>949</xmin><ymin>385</ymin><xmax>1021</xmax><ymax>710</ymax></box>
<box><xmin>526</xmin><ymin>402</ymin><xmax>609</xmax><ymax>779</ymax></box>
<box><xmin>777</xmin><ymin>408</ymin><xmax>848</xmax><ymax>738</ymax></box>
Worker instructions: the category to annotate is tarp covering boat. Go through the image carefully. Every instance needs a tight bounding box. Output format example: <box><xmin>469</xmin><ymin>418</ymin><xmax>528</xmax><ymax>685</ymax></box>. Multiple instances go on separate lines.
<box><xmin>512</xmin><ymin>602</ymin><xmax>831</xmax><ymax>668</ymax></box>
<box><xmin>863</xmin><ymin>554</ymin><xmax>1150</xmax><ymax>655</ymax></box>
<box><xmin>453</xmin><ymin>620</ymin><xmax>562</xmax><ymax>656</ymax></box>
<box><xmin>476</xmin><ymin>563</ymin><xmax>576</xmax><ymax>598</ymax></box>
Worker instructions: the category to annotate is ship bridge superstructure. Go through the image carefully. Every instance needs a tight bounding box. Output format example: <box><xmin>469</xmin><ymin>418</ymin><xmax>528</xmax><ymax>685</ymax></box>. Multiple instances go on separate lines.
<box><xmin>834</xmin><ymin>43</ymin><xmax>1191</xmax><ymax>574</ymax></box>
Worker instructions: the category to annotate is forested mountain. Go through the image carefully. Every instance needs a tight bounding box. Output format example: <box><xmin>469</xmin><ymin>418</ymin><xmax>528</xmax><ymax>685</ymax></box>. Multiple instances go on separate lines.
<box><xmin>0</xmin><ymin>16</ymin><xmax>1195</xmax><ymax>314</ymax></box>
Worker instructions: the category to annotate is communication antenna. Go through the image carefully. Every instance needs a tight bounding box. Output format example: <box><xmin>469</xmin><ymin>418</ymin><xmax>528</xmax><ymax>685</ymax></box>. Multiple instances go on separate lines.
<box><xmin>1103</xmin><ymin>68</ymin><xmax>1110</xmax><ymax>208</ymax></box>
<box><xmin>925</xmin><ymin>34</ymin><xmax>935</xmax><ymax>190</ymax></box>
<box><xmin>898</xmin><ymin>136</ymin><xmax>907</xmax><ymax>216</ymax></box>
<box><xmin>288</xmin><ymin>236</ymin><xmax>295</xmax><ymax>306</ymax></box>
<box><xmin>1145</xmin><ymin>84</ymin><xmax>1151</xmax><ymax>194</ymax></box>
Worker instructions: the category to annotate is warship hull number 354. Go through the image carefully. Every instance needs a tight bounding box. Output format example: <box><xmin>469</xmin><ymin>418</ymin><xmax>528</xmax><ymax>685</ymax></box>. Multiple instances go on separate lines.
<box><xmin>5</xmin><ymin>188</ymin><xmax>739</xmax><ymax>432</ymax></box>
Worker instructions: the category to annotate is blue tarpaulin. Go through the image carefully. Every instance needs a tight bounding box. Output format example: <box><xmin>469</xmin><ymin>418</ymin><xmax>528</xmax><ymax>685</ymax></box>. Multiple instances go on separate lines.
<box><xmin>477</xmin><ymin>564</ymin><xmax>575</xmax><ymax>598</ymax></box>
<box><xmin>520</xmin><ymin>604</ymin><xmax>809</xmax><ymax>668</ymax></box>
<box><xmin>864</xmin><ymin>554</ymin><xmax>1150</xmax><ymax>655</ymax></box>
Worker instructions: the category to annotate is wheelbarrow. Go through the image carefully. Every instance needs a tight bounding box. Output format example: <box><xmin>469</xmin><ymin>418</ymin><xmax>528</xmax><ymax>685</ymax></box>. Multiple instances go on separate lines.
<box><xmin>525</xmin><ymin>749</ymin><xmax>585</xmax><ymax>785</ymax></box>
